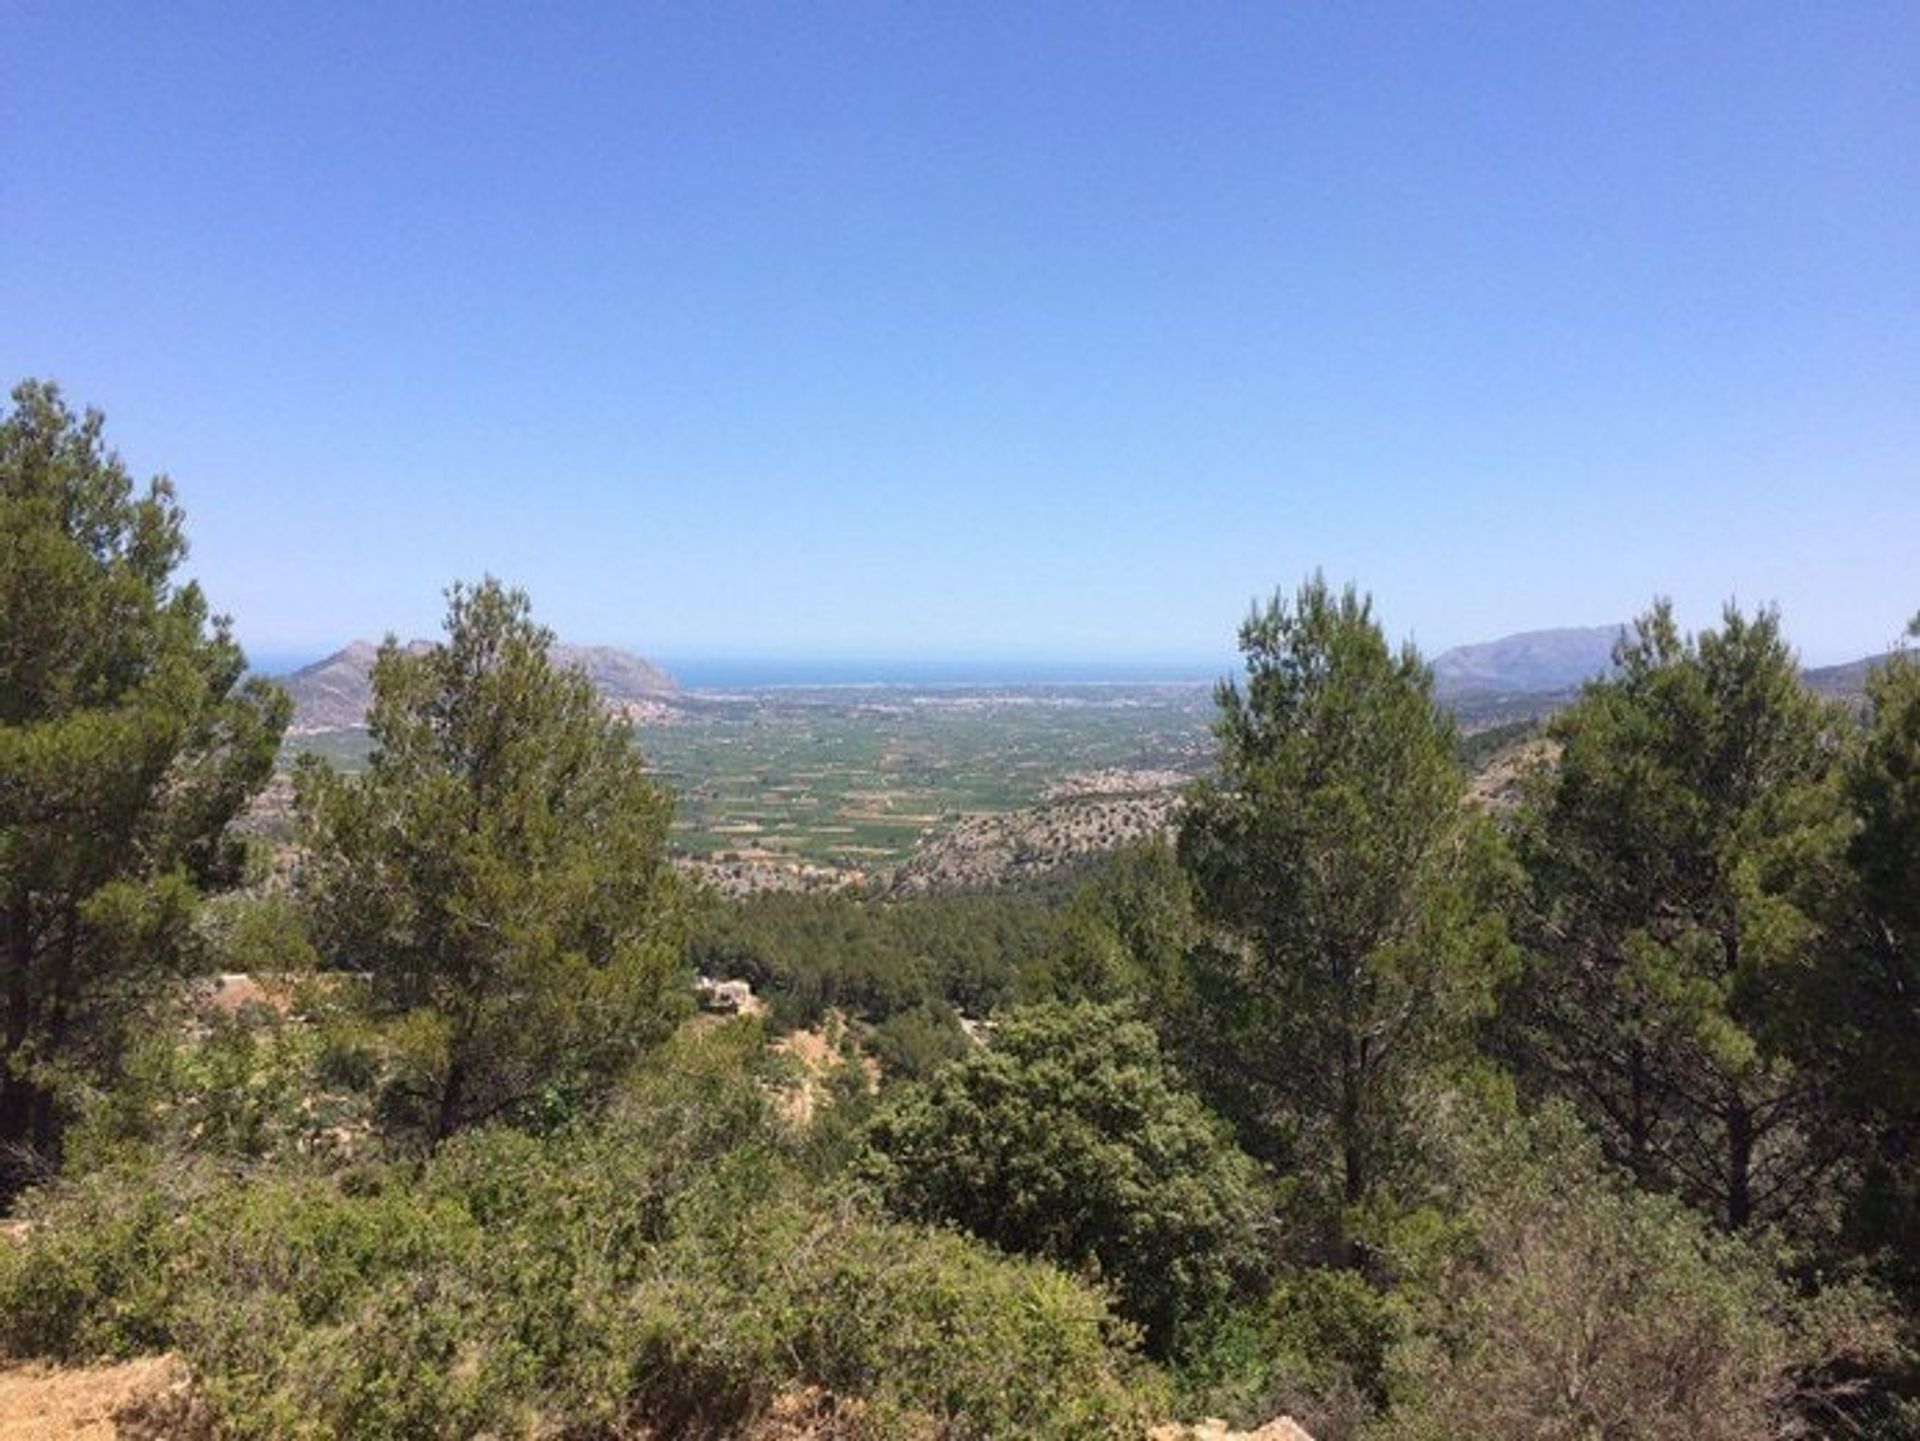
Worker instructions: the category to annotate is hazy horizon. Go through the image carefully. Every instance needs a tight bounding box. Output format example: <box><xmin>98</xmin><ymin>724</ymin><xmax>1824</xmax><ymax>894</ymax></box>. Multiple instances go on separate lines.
<box><xmin>250</xmin><ymin>648</ymin><xmax>1241</xmax><ymax>690</ymax></box>
<box><xmin>246</xmin><ymin>616</ymin><xmax>1901</xmax><ymax>689</ymax></box>
<box><xmin>7</xmin><ymin>6</ymin><xmax>1915</xmax><ymax>668</ymax></box>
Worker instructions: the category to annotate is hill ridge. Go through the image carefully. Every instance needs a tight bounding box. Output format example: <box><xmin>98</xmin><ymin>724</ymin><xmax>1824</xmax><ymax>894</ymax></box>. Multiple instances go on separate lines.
<box><xmin>279</xmin><ymin>639</ymin><xmax>676</xmax><ymax>732</ymax></box>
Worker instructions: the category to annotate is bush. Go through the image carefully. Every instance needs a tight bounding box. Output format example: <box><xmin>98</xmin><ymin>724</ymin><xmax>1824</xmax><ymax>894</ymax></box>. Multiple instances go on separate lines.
<box><xmin>867</xmin><ymin>1001</ymin><xmax>972</xmax><ymax>1083</ymax></box>
<box><xmin>0</xmin><ymin>1020</ymin><xmax>1168</xmax><ymax>1438</ymax></box>
<box><xmin>1175</xmin><ymin>1268</ymin><xmax>1399</xmax><ymax>1438</ymax></box>
<box><xmin>630</xmin><ymin>1148</ymin><xmax>1168</xmax><ymax>1437</ymax></box>
<box><xmin>66</xmin><ymin>1010</ymin><xmax>372</xmax><ymax>1178</ymax></box>
<box><xmin>0</xmin><ymin>1162</ymin><xmax>194</xmax><ymax>1359</ymax></box>
<box><xmin>162</xmin><ymin>1175</ymin><xmax>508</xmax><ymax>1440</ymax></box>
<box><xmin>861</xmin><ymin>1000</ymin><xmax>1270</xmax><ymax>1352</ymax></box>
<box><xmin>1370</xmin><ymin>1103</ymin><xmax>1908</xmax><ymax>1441</ymax></box>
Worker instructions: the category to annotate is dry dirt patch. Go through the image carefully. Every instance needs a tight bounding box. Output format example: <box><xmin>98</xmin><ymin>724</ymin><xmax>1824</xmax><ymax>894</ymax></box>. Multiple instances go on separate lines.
<box><xmin>0</xmin><ymin>1356</ymin><xmax>194</xmax><ymax>1440</ymax></box>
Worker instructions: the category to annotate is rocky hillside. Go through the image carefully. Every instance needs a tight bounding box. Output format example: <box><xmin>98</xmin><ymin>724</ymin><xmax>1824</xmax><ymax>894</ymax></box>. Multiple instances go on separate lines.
<box><xmin>278</xmin><ymin>640</ymin><xmax>676</xmax><ymax>732</ymax></box>
<box><xmin>887</xmin><ymin>787</ymin><xmax>1180</xmax><ymax>894</ymax></box>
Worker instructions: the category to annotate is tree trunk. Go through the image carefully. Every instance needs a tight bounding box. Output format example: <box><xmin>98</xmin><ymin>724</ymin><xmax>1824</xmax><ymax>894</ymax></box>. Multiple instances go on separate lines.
<box><xmin>1726</xmin><ymin>1093</ymin><xmax>1754</xmax><ymax>1230</ymax></box>
<box><xmin>428</xmin><ymin>1057</ymin><xmax>466</xmax><ymax>1154</ymax></box>
<box><xmin>1721</xmin><ymin>927</ymin><xmax>1754</xmax><ymax>1230</ymax></box>
<box><xmin>1340</xmin><ymin>1036</ymin><xmax>1365</xmax><ymax>1206</ymax></box>
<box><xmin>1626</xmin><ymin>1038</ymin><xmax>1653</xmax><ymax>1186</ymax></box>
<box><xmin>2</xmin><ymin>899</ymin><xmax>38</xmax><ymax>1199</ymax></box>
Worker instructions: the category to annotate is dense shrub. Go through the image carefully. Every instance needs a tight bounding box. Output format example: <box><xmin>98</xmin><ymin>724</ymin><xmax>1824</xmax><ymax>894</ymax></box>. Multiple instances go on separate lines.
<box><xmin>164</xmin><ymin>1176</ymin><xmax>505</xmax><ymax>1439</ymax></box>
<box><xmin>627</xmin><ymin>1149</ymin><xmax>1167</xmax><ymax>1437</ymax></box>
<box><xmin>861</xmin><ymin>1000</ymin><xmax>1270</xmax><ymax>1352</ymax></box>
<box><xmin>64</xmin><ymin>1007</ymin><xmax>370</xmax><ymax>1178</ymax></box>
<box><xmin>866</xmin><ymin>1001</ymin><xmax>972</xmax><ymax>1083</ymax></box>
<box><xmin>1176</xmin><ymin>1267</ymin><xmax>1400</xmax><ymax>1438</ymax></box>
<box><xmin>0</xmin><ymin>1018</ymin><xmax>1166</xmax><ymax>1438</ymax></box>
<box><xmin>0</xmin><ymin>1162</ymin><xmax>193</xmax><ymax>1358</ymax></box>
<box><xmin>1371</xmin><ymin>1103</ymin><xmax>1907</xmax><ymax>1441</ymax></box>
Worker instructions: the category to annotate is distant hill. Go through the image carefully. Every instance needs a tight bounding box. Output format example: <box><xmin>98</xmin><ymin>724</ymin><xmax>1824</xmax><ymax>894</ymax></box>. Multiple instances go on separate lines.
<box><xmin>1431</xmin><ymin>624</ymin><xmax>1894</xmax><ymax>729</ymax></box>
<box><xmin>1431</xmin><ymin>625</ymin><xmax>1623</xmax><ymax>701</ymax></box>
<box><xmin>1803</xmin><ymin>652</ymin><xmax>1894</xmax><ymax>700</ymax></box>
<box><xmin>551</xmin><ymin>645</ymin><xmax>679</xmax><ymax>703</ymax></box>
<box><xmin>278</xmin><ymin>640</ymin><xmax>676</xmax><ymax>732</ymax></box>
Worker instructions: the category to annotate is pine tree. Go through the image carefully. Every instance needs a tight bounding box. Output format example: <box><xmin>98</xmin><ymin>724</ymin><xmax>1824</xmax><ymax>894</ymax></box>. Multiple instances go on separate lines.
<box><xmin>1511</xmin><ymin>601</ymin><xmax>1847</xmax><ymax>1230</ymax></box>
<box><xmin>1827</xmin><ymin>618</ymin><xmax>1920</xmax><ymax>1292</ymax></box>
<box><xmin>295</xmin><ymin>578</ymin><xmax>693</xmax><ymax>1150</ymax></box>
<box><xmin>1177</xmin><ymin>576</ymin><xmax>1512</xmax><ymax>1229</ymax></box>
<box><xmin>1</xmin><ymin>380</ymin><xmax>288</xmax><ymax>1196</ymax></box>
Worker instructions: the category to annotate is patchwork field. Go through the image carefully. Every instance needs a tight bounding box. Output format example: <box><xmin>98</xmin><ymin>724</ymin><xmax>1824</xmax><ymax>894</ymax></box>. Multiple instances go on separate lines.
<box><xmin>282</xmin><ymin>683</ymin><xmax>1219</xmax><ymax>874</ymax></box>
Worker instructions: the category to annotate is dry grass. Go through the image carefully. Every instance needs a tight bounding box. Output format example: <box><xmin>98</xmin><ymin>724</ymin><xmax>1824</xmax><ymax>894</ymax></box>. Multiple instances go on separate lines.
<box><xmin>0</xmin><ymin>1356</ymin><xmax>201</xmax><ymax>1441</ymax></box>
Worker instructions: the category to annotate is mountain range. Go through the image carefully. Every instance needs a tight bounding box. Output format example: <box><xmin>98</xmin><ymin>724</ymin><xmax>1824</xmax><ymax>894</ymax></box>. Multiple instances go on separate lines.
<box><xmin>278</xmin><ymin>640</ymin><xmax>676</xmax><ymax>732</ymax></box>
<box><xmin>1429</xmin><ymin>624</ymin><xmax>1891</xmax><ymax>727</ymax></box>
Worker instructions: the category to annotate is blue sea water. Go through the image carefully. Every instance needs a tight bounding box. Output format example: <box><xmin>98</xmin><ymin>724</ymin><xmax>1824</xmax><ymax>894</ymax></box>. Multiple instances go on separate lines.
<box><xmin>653</xmin><ymin>656</ymin><xmax>1227</xmax><ymax>689</ymax></box>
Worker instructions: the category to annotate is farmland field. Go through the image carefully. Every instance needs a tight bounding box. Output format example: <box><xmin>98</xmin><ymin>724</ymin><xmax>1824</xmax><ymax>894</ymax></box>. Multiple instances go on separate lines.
<box><xmin>283</xmin><ymin>683</ymin><xmax>1218</xmax><ymax>870</ymax></box>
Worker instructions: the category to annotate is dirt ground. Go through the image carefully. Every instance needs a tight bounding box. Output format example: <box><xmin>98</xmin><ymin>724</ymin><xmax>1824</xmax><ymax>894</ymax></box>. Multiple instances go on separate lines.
<box><xmin>0</xmin><ymin>1356</ymin><xmax>191</xmax><ymax>1440</ymax></box>
<box><xmin>0</xmin><ymin>1359</ymin><xmax>1314</xmax><ymax>1439</ymax></box>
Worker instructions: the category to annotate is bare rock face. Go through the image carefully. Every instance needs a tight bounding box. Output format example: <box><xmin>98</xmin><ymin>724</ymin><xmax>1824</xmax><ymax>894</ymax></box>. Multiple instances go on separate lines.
<box><xmin>551</xmin><ymin>643</ymin><xmax>676</xmax><ymax>699</ymax></box>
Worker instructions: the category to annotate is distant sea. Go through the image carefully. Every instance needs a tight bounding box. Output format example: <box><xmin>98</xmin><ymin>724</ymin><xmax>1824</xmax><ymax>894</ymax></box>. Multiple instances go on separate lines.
<box><xmin>653</xmin><ymin>657</ymin><xmax>1227</xmax><ymax>689</ymax></box>
<box><xmin>247</xmin><ymin>651</ymin><xmax>327</xmax><ymax>678</ymax></box>
<box><xmin>247</xmin><ymin>650</ymin><xmax>1227</xmax><ymax>690</ymax></box>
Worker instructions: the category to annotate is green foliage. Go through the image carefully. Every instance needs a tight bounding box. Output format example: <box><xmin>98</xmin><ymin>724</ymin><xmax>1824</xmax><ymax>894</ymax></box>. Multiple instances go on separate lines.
<box><xmin>1455</xmin><ymin>717</ymin><xmax>1539</xmax><ymax>772</ymax></box>
<box><xmin>688</xmin><ymin>887</ymin><xmax>1071</xmax><ymax>1027</ymax></box>
<box><xmin>688</xmin><ymin>845</ymin><xmax>1200</xmax><ymax>1045</ymax></box>
<box><xmin>0</xmin><ymin>1162</ymin><xmax>192</xmax><ymax>1358</ymax></box>
<box><xmin>1178</xmin><ymin>576</ymin><xmax>1515</xmax><ymax>1219</ymax></box>
<box><xmin>0</xmin><ymin>1027</ymin><xmax>1166</xmax><ymax>1438</ymax></box>
<box><xmin>1371</xmin><ymin>1101</ymin><xmax>1906</xmax><ymax>1441</ymax></box>
<box><xmin>1827</xmin><ymin>632</ymin><xmax>1920</xmax><ymax>1302</ymax></box>
<box><xmin>861</xmin><ymin>1000</ymin><xmax>1269</xmax><ymax>1352</ymax></box>
<box><xmin>68</xmin><ymin>1017</ymin><xmax>332</xmax><ymax>1174</ymax></box>
<box><xmin>1850</xmin><ymin>619</ymin><xmax>1920</xmax><ymax>961</ymax></box>
<box><xmin>1055</xmin><ymin>839</ymin><xmax>1199</xmax><ymax>1007</ymax></box>
<box><xmin>164</xmin><ymin>1173</ymin><xmax>497</xmax><ymax>1438</ymax></box>
<box><xmin>634</xmin><ymin>1156</ymin><xmax>1167</xmax><ymax>1438</ymax></box>
<box><xmin>1509</xmin><ymin>600</ymin><xmax>1851</xmax><ymax>1231</ymax></box>
<box><xmin>0</xmin><ymin>379</ymin><xmax>288</xmax><ymax>1196</ymax></box>
<box><xmin>196</xmin><ymin>890</ymin><xmax>318</xmax><ymax>977</ymax></box>
<box><xmin>55</xmin><ymin>896</ymin><xmax>342</xmax><ymax>1176</ymax></box>
<box><xmin>867</xmin><ymin>1001</ymin><xmax>972</xmax><ymax>1083</ymax></box>
<box><xmin>1176</xmin><ymin>1267</ymin><xmax>1401</xmax><ymax>1435</ymax></box>
<box><xmin>294</xmin><ymin>578</ymin><xmax>695</xmax><ymax>1150</ymax></box>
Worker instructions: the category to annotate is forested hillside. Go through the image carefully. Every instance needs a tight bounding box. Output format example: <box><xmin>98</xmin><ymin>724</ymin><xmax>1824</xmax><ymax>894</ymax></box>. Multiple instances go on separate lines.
<box><xmin>4</xmin><ymin>384</ymin><xmax>1917</xmax><ymax>1438</ymax></box>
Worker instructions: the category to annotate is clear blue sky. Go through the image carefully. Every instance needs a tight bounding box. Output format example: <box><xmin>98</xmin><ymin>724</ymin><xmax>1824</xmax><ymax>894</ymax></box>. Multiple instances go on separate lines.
<box><xmin>5</xmin><ymin>4</ymin><xmax>1916</xmax><ymax>667</ymax></box>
